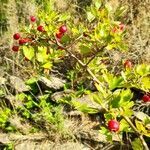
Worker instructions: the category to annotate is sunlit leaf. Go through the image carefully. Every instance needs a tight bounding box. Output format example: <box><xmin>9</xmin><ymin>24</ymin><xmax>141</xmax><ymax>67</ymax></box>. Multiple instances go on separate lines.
<box><xmin>23</xmin><ymin>46</ymin><xmax>35</xmax><ymax>60</ymax></box>
<box><xmin>79</xmin><ymin>45</ymin><xmax>91</xmax><ymax>54</ymax></box>
<box><xmin>131</xmin><ymin>138</ymin><xmax>143</xmax><ymax>150</ymax></box>
<box><xmin>87</xmin><ymin>11</ymin><xmax>95</xmax><ymax>22</ymax></box>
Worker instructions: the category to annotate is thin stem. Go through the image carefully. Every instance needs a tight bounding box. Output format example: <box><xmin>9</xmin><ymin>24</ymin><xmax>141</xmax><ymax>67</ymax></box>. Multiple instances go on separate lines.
<box><xmin>85</xmin><ymin>44</ymin><xmax>106</xmax><ymax>66</ymax></box>
<box><xmin>123</xmin><ymin>116</ymin><xmax>149</xmax><ymax>150</ymax></box>
<box><xmin>55</xmin><ymin>34</ymin><xmax>149</xmax><ymax>150</ymax></box>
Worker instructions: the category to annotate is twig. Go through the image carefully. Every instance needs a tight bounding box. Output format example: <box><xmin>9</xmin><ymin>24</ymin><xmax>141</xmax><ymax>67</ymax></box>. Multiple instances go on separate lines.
<box><xmin>85</xmin><ymin>44</ymin><xmax>106</xmax><ymax>66</ymax></box>
<box><xmin>54</xmin><ymin>35</ymin><xmax>105</xmax><ymax>87</ymax></box>
<box><xmin>123</xmin><ymin>116</ymin><xmax>149</xmax><ymax>150</ymax></box>
<box><xmin>55</xmin><ymin>35</ymin><xmax>148</xmax><ymax>149</ymax></box>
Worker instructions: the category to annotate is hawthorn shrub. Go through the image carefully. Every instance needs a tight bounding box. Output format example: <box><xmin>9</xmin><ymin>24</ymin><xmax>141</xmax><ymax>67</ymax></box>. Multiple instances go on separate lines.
<box><xmin>9</xmin><ymin>0</ymin><xmax>150</xmax><ymax>149</ymax></box>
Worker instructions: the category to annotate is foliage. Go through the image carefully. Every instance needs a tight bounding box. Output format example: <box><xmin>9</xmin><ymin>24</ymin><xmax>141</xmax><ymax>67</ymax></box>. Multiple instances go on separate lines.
<box><xmin>1</xmin><ymin>0</ymin><xmax>150</xmax><ymax>149</ymax></box>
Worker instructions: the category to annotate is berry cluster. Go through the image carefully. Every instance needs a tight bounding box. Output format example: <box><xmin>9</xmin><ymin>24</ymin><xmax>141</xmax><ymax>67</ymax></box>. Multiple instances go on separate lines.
<box><xmin>11</xmin><ymin>15</ymin><xmax>67</xmax><ymax>56</ymax></box>
<box><xmin>112</xmin><ymin>23</ymin><xmax>125</xmax><ymax>33</ymax></box>
<box><xmin>12</xmin><ymin>16</ymin><xmax>37</xmax><ymax>53</ymax></box>
<box><xmin>56</xmin><ymin>25</ymin><xmax>67</xmax><ymax>42</ymax></box>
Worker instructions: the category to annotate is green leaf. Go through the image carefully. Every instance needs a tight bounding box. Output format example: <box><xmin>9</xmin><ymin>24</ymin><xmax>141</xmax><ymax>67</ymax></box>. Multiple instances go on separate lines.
<box><xmin>94</xmin><ymin>0</ymin><xmax>102</xmax><ymax>9</ymax></box>
<box><xmin>105</xmin><ymin>3</ymin><xmax>112</xmax><ymax>12</ymax></box>
<box><xmin>91</xmin><ymin>93</ymin><xmax>103</xmax><ymax>105</ymax></box>
<box><xmin>123</xmin><ymin>108</ymin><xmax>133</xmax><ymax>117</ymax></box>
<box><xmin>42</xmin><ymin>62</ymin><xmax>52</xmax><ymax>69</ymax></box>
<box><xmin>26</xmin><ymin>78</ymin><xmax>37</xmax><ymax>85</ymax></box>
<box><xmin>37</xmin><ymin>46</ymin><xmax>48</xmax><ymax>63</ymax></box>
<box><xmin>141</xmin><ymin>77</ymin><xmax>150</xmax><ymax>89</ymax></box>
<box><xmin>109</xmin><ymin>76</ymin><xmax>124</xmax><ymax>90</ymax></box>
<box><xmin>131</xmin><ymin>138</ymin><xmax>143</xmax><ymax>150</ymax></box>
<box><xmin>135</xmin><ymin>119</ymin><xmax>150</xmax><ymax>137</ymax></box>
<box><xmin>61</xmin><ymin>35</ymin><xmax>71</xmax><ymax>44</ymax></box>
<box><xmin>25</xmin><ymin>78</ymin><xmax>39</xmax><ymax>94</ymax></box>
<box><xmin>58</xmin><ymin>13</ymin><xmax>70</xmax><ymax>21</ymax></box>
<box><xmin>111</xmin><ymin>89</ymin><xmax>133</xmax><ymax>109</ymax></box>
<box><xmin>119</xmin><ymin>89</ymin><xmax>133</xmax><ymax>107</ymax></box>
<box><xmin>95</xmin><ymin>83</ymin><xmax>107</xmax><ymax>97</ymax></box>
<box><xmin>79</xmin><ymin>45</ymin><xmax>91</xmax><ymax>54</ymax></box>
<box><xmin>72</xmin><ymin>100</ymin><xmax>99</xmax><ymax>114</ymax></box>
<box><xmin>115</xmin><ymin>6</ymin><xmax>127</xmax><ymax>18</ymax></box>
<box><xmin>136</xmin><ymin>64</ymin><xmax>150</xmax><ymax>76</ymax></box>
<box><xmin>16</xmin><ymin>93</ymin><xmax>26</xmax><ymax>101</ymax></box>
<box><xmin>23</xmin><ymin>46</ymin><xmax>35</xmax><ymax>60</ymax></box>
<box><xmin>87</xmin><ymin>11</ymin><xmax>95</xmax><ymax>22</ymax></box>
<box><xmin>111</xmin><ymin>92</ymin><xmax>121</xmax><ymax>108</ymax></box>
<box><xmin>99</xmin><ymin>127</ymin><xmax>112</xmax><ymax>141</ymax></box>
<box><xmin>104</xmin><ymin>113</ymin><xmax>113</xmax><ymax>121</ymax></box>
<box><xmin>120</xmin><ymin>119</ymin><xmax>131</xmax><ymax>132</ymax></box>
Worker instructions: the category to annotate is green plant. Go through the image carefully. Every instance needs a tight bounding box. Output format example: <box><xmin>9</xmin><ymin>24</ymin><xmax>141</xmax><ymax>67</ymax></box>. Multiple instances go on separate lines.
<box><xmin>9</xmin><ymin>0</ymin><xmax>150</xmax><ymax>149</ymax></box>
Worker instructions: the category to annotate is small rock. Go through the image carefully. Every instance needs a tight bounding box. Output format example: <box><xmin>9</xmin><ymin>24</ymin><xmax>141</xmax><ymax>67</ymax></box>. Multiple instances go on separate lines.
<box><xmin>38</xmin><ymin>76</ymin><xmax>66</xmax><ymax>91</ymax></box>
<box><xmin>0</xmin><ymin>77</ymin><xmax>7</xmax><ymax>85</ymax></box>
<box><xmin>51</xmin><ymin>90</ymin><xmax>73</xmax><ymax>102</ymax></box>
<box><xmin>9</xmin><ymin>76</ymin><xmax>29</xmax><ymax>92</ymax></box>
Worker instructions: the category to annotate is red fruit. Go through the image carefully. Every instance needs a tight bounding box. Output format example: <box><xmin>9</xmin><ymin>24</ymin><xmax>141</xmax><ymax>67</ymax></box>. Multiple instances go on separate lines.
<box><xmin>13</xmin><ymin>33</ymin><xmax>20</xmax><ymax>40</ymax></box>
<box><xmin>112</xmin><ymin>27</ymin><xmax>117</xmax><ymax>33</ymax></box>
<box><xmin>108</xmin><ymin>120</ymin><xmax>120</xmax><ymax>132</ymax></box>
<box><xmin>142</xmin><ymin>95</ymin><xmax>150</xmax><ymax>102</ymax></box>
<box><xmin>37</xmin><ymin>25</ymin><xmax>45</xmax><ymax>32</ymax></box>
<box><xmin>124</xmin><ymin>60</ymin><xmax>132</xmax><ymax>69</ymax></box>
<box><xmin>30</xmin><ymin>16</ymin><xmax>36</xmax><ymax>22</ymax></box>
<box><xmin>59</xmin><ymin>25</ymin><xmax>67</xmax><ymax>33</ymax></box>
<box><xmin>19</xmin><ymin>38</ymin><xmax>31</xmax><ymax>45</ymax></box>
<box><xmin>56</xmin><ymin>32</ymin><xmax>64</xmax><ymax>39</ymax></box>
<box><xmin>12</xmin><ymin>46</ymin><xmax>19</xmax><ymax>52</ymax></box>
<box><xmin>119</xmin><ymin>23</ymin><xmax>125</xmax><ymax>31</ymax></box>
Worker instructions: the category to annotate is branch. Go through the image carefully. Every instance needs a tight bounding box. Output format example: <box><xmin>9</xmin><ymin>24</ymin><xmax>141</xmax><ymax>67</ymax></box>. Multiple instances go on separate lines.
<box><xmin>123</xmin><ymin>116</ymin><xmax>149</xmax><ymax>150</ymax></box>
<box><xmin>85</xmin><ymin>44</ymin><xmax>106</xmax><ymax>66</ymax></box>
<box><xmin>55</xmin><ymin>35</ymin><xmax>149</xmax><ymax>150</ymax></box>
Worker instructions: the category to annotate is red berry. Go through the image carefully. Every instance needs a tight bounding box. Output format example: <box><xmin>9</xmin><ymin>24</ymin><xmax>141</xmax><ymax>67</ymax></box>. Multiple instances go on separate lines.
<box><xmin>19</xmin><ymin>39</ymin><xmax>26</xmax><ymax>45</ymax></box>
<box><xmin>142</xmin><ymin>95</ymin><xmax>150</xmax><ymax>102</ymax></box>
<box><xmin>108</xmin><ymin>120</ymin><xmax>120</xmax><ymax>132</ymax></box>
<box><xmin>56</xmin><ymin>32</ymin><xmax>64</xmax><ymax>39</ymax></box>
<box><xmin>119</xmin><ymin>23</ymin><xmax>125</xmax><ymax>31</ymax></box>
<box><xmin>12</xmin><ymin>46</ymin><xmax>19</xmax><ymax>52</ymax></box>
<box><xmin>30</xmin><ymin>16</ymin><xmax>36</xmax><ymax>22</ymax></box>
<box><xmin>59</xmin><ymin>25</ymin><xmax>67</xmax><ymax>33</ymax></box>
<box><xmin>13</xmin><ymin>33</ymin><xmax>20</xmax><ymax>40</ymax></box>
<box><xmin>37</xmin><ymin>25</ymin><xmax>45</xmax><ymax>32</ymax></box>
<box><xmin>124</xmin><ymin>60</ymin><xmax>132</xmax><ymax>69</ymax></box>
<box><xmin>112</xmin><ymin>27</ymin><xmax>117</xmax><ymax>33</ymax></box>
<box><xmin>19</xmin><ymin>38</ymin><xmax>30</xmax><ymax>45</ymax></box>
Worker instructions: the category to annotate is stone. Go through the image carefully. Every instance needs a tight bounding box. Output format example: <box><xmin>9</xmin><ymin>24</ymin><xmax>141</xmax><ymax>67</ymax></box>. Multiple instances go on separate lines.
<box><xmin>38</xmin><ymin>76</ymin><xmax>66</xmax><ymax>91</ymax></box>
<box><xmin>0</xmin><ymin>77</ymin><xmax>7</xmax><ymax>85</ymax></box>
<box><xmin>0</xmin><ymin>134</ymin><xmax>90</xmax><ymax>150</ymax></box>
<box><xmin>9</xmin><ymin>76</ymin><xmax>29</xmax><ymax>92</ymax></box>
